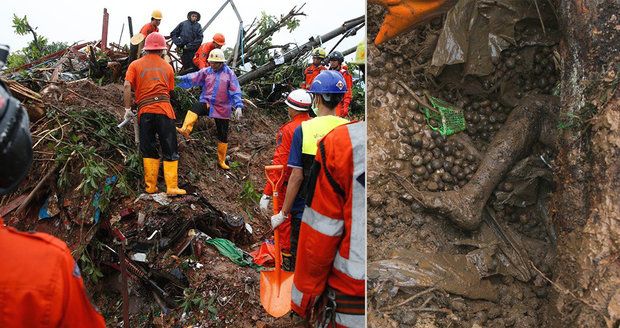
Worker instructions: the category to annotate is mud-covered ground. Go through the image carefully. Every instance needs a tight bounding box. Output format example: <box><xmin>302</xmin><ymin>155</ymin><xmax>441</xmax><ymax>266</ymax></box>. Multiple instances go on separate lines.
<box><xmin>0</xmin><ymin>80</ymin><xmax>299</xmax><ymax>327</ymax></box>
<box><xmin>365</xmin><ymin>3</ymin><xmax>591</xmax><ymax>327</ymax></box>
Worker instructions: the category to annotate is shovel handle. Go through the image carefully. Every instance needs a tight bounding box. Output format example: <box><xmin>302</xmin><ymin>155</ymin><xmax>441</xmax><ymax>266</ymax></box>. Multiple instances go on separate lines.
<box><xmin>264</xmin><ymin>165</ymin><xmax>285</xmax><ymax>274</ymax></box>
<box><xmin>265</xmin><ymin>165</ymin><xmax>285</xmax><ymax>202</ymax></box>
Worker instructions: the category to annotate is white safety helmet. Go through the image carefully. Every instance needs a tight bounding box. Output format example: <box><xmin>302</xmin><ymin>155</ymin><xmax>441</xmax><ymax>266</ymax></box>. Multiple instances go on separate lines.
<box><xmin>208</xmin><ymin>48</ymin><xmax>226</xmax><ymax>62</ymax></box>
<box><xmin>285</xmin><ymin>89</ymin><xmax>312</xmax><ymax>111</ymax></box>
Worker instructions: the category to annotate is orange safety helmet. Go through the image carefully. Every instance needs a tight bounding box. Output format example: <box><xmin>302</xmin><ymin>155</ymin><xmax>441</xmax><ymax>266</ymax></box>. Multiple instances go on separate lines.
<box><xmin>213</xmin><ymin>33</ymin><xmax>226</xmax><ymax>46</ymax></box>
<box><xmin>143</xmin><ymin>32</ymin><xmax>167</xmax><ymax>50</ymax></box>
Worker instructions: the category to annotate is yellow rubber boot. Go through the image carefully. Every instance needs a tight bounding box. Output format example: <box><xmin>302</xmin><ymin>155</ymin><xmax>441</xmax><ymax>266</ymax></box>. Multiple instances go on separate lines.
<box><xmin>176</xmin><ymin>111</ymin><xmax>199</xmax><ymax>139</ymax></box>
<box><xmin>163</xmin><ymin>160</ymin><xmax>187</xmax><ymax>196</ymax></box>
<box><xmin>143</xmin><ymin>158</ymin><xmax>160</xmax><ymax>194</ymax></box>
<box><xmin>217</xmin><ymin>142</ymin><xmax>230</xmax><ymax>170</ymax></box>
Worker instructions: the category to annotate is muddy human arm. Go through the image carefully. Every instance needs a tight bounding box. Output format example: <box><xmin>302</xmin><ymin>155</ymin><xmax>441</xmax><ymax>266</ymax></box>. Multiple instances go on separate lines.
<box><xmin>414</xmin><ymin>94</ymin><xmax>559</xmax><ymax>230</ymax></box>
<box><xmin>123</xmin><ymin>80</ymin><xmax>132</xmax><ymax>109</ymax></box>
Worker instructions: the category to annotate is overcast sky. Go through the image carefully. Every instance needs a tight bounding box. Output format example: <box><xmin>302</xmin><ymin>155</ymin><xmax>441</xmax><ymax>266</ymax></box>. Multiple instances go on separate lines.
<box><xmin>2</xmin><ymin>0</ymin><xmax>366</xmax><ymax>62</ymax></box>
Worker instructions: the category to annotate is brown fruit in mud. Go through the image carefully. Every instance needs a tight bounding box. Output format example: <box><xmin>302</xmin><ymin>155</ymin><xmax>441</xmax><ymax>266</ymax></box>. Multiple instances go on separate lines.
<box><xmin>412</xmin><ymin>155</ymin><xmax>424</xmax><ymax>166</ymax></box>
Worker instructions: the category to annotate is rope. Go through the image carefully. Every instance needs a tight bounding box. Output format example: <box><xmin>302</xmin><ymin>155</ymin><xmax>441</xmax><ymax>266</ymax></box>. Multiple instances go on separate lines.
<box><xmin>240</xmin><ymin>26</ymin><xmax>245</xmax><ymax>66</ymax></box>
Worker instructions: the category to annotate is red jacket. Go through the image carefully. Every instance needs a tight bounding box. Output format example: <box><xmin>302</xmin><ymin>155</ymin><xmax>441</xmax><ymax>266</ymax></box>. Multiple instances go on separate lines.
<box><xmin>291</xmin><ymin>122</ymin><xmax>366</xmax><ymax>328</ymax></box>
<box><xmin>302</xmin><ymin>64</ymin><xmax>326</xmax><ymax>89</ymax></box>
<box><xmin>192</xmin><ymin>42</ymin><xmax>218</xmax><ymax>69</ymax></box>
<box><xmin>0</xmin><ymin>217</ymin><xmax>106</xmax><ymax>327</ymax></box>
<box><xmin>264</xmin><ymin>113</ymin><xmax>311</xmax><ymax>199</ymax></box>
<box><xmin>335</xmin><ymin>67</ymin><xmax>353</xmax><ymax>117</ymax></box>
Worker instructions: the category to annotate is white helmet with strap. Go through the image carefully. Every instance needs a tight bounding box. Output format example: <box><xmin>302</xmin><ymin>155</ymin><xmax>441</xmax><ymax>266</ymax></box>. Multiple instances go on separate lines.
<box><xmin>285</xmin><ymin>89</ymin><xmax>312</xmax><ymax>112</ymax></box>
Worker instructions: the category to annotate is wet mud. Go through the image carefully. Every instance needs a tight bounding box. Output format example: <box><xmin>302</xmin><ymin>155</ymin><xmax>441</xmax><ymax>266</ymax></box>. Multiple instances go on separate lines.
<box><xmin>366</xmin><ymin>2</ymin><xmax>579</xmax><ymax>327</ymax></box>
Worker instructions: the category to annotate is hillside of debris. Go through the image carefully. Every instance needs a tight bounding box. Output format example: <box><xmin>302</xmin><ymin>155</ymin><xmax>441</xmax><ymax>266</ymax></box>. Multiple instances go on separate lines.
<box><xmin>1</xmin><ymin>6</ymin><xmax>365</xmax><ymax>327</ymax></box>
<box><xmin>367</xmin><ymin>1</ymin><xmax>618</xmax><ymax>327</ymax></box>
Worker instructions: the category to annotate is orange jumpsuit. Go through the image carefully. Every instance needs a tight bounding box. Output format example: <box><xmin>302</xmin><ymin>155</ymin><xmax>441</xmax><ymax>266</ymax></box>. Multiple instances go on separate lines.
<box><xmin>291</xmin><ymin>122</ymin><xmax>366</xmax><ymax>328</ymax></box>
<box><xmin>335</xmin><ymin>67</ymin><xmax>353</xmax><ymax>117</ymax></box>
<box><xmin>192</xmin><ymin>42</ymin><xmax>218</xmax><ymax>70</ymax></box>
<box><xmin>302</xmin><ymin>64</ymin><xmax>326</xmax><ymax>89</ymax></box>
<box><xmin>0</xmin><ymin>217</ymin><xmax>106</xmax><ymax>327</ymax></box>
<box><xmin>264</xmin><ymin>112</ymin><xmax>311</xmax><ymax>251</ymax></box>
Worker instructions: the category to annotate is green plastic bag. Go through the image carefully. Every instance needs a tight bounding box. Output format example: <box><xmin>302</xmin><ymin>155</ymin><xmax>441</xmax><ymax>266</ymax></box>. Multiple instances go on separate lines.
<box><xmin>206</xmin><ymin>238</ymin><xmax>263</xmax><ymax>271</ymax></box>
<box><xmin>423</xmin><ymin>96</ymin><xmax>466</xmax><ymax>136</ymax></box>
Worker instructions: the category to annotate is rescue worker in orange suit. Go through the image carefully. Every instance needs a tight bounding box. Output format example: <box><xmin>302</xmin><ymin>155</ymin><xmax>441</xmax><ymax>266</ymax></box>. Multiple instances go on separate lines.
<box><xmin>291</xmin><ymin>121</ymin><xmax>366</xmax><ymax>327</ymax></box>
<box><xmin>271</xmin><ymin>70</ymin><xmax>349</xmax><ymax>270</ymax></box>
<box><xmin>301</xmin><ymin>47</ymin><xmax>327</xmax><ymax>89</ymax></box>
<box><xmin>0</xmin><ymin>58</ymin><xmax>106</xmax><ymax>327</ymax></box>
<box><xmin>123</xmin><ymin>32</ymin><xmax>186</xmax><ymax>196</ymax></box>
<box><xmin>193</xmin><ymin>33</ymin><xmax>226</xmax><ymax>70</ymax></box>
<box><xmin>328</xmin><ymin>51</ymin><xmax>353</xmax><ymax>118</ymax></box>
<box><xmin>140</xmin><ymin>10</ymin><xmax>163</xmax><ymax>36</ymax></box>
<box><xmin>176</xmin><ymin>48</ymin><xmax>244</xmax><ymax>170</ymax></box>
<box><xmin>259</xmin><ymin>89</ymin><xmax>312</xmax><ymax>270</ymax></box>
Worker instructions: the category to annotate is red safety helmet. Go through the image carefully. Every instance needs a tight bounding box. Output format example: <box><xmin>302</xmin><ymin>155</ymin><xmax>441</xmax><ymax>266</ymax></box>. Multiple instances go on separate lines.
<box><xmin>213</xmin><ymin>33</ymin><xmax>226</xmax><ymax>46</ymax></box>
<box><xmin>143</xmin><ymin>32</ymin><xmax>167</xmax><ymax>51</ymax></box>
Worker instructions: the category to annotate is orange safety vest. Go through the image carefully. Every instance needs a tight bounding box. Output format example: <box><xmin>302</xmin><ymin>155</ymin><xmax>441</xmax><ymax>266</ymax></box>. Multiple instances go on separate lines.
<box><xmin>0</xmin><ymin>217</ymin><xmax>106</xmax><ymax>327</ymax></box>
<box><xmin>291</xmin><ymin>122</ymin><xmax>366</xmax><ymax>328</ymax></box>
<box><xmin>302</xmin><ymin>64</ymin><xmax>326</xmax><ymax>89</ymax></box>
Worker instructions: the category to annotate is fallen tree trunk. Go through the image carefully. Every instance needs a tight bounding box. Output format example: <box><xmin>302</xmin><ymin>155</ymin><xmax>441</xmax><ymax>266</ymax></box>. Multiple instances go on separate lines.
<box><xmin>414</xmin><ymin>94</ymin><xmax>559</xmax><ymax>230</ymax></box>
<box><xmin>238</xmin><ymin>16</ymin><xmax>365</xmax><ymax>85</ymax></box>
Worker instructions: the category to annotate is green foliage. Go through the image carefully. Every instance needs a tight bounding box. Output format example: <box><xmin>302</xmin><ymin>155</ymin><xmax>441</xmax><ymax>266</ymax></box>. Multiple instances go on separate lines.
<box><xmin>207</xmin><ymin>295</ymin><xmax>218</xmax><ymax>321</ymax></box>
<box><xmin>248</xmin><ymin>11</ymin><xmax>301</xmax><ymax>66</ymax></box>
<box><xmin>239</xmin><ymin>180</ymin><xmax>261</xmax><ymax>204</ymax></box>
<box><xmin>179</xmin><ymin>288</ymin><xmax>208</xmax><ymax>315</ymax></box>
<box><xmin>54</xmin><ymin>107</ymin><xmax>141</xmax><ymax>212</ymax></box>
<box><xmin>80</xmin><ymin>252</ymin><xmax>104</xmax><ymax>284</ymax></box>
<box><xmin>172</xmin><ymin>86</ymin><xmax>200</xmax><ymax>124</ymax></box>
<box><xmin>8</xmin><ymin>14</ymin><xmax>69</xmax><ymax>68</ymax></box>
<box><xmin>272</xmin><ymin>60</ymin><xmax>305</xmax><ymax>88</ymax></box>
<box><xmin>346</xmin><ymin>63</ymin><xmax>366</xmax><ymax>117</ymax></box>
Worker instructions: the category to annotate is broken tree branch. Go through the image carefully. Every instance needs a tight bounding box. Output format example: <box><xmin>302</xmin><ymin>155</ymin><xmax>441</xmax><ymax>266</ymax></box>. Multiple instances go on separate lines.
<box><xmin>238</xmin><ymin>15</ymin><xmax>365</xmax><ymax>85</ymax></box>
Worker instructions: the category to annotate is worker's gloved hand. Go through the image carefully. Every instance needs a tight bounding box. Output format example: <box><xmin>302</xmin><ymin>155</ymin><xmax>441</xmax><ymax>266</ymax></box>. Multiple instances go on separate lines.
<box><xmin>123</xmin><ymin>107</ymin><xmax>135</xmax><ymax>121</ymax></box>
<box><xmin>270</xmin><ymin>211</ymin><xmax>286</xmax><ymax>229</ymax></box>
<box><xmin>233</xmin><ymin>107</ymin><xmax>242</xmax><ymax>120</ymax></box>
<box><xmin>259</xmin><ymin>194</ymin><xmax>271</xmax><ymax>210</ymax></box>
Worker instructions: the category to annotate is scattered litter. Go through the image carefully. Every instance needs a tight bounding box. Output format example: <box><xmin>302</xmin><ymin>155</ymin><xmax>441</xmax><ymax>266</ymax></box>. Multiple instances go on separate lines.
<box><xmin>38</xmin><ymin>193</ymin><xmax>60</xmax><ymax>220</ymax></box>
<box><xmin>368</xmin><ymin>249</ymin><xmax>498</xmax><ymax>301</ymax></box>
<box><xmin>147</xmin><ymin>230</ymin><xmax>159</xmax><ymax>241</ymax></box>
<box><xmin>151</xmin><ymin>193</ymin><xmax>171</xmax><ymax>206</ymax></box>
<box><xmin>131</xmin><ymin>253</ymin><xmax>147</xmax><ymax>262</ymax></box>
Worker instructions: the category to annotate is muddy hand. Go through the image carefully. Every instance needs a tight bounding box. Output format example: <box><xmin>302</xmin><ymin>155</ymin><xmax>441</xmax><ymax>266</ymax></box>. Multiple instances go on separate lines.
<box><xmin>370</xmin><ymin>0</ymin><xmax>457</xmax><ymax>45</ymax></box>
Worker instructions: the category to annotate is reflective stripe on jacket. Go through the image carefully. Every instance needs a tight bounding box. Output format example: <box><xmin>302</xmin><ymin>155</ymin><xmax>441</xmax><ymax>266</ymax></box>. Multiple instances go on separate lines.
<box><xmin>299</xmin><ymin>115</ymin><xmax>349</xmax><ymax>199</ymax></box>
<box><xmin>335</xmin><ymin>68</ymin><xmax>353</xmax><ymax>117</ymax></box>
<box><xmin>291</xmin><ymin>122</ymin><xmax>366</xmax><ymax>328</ymax></box>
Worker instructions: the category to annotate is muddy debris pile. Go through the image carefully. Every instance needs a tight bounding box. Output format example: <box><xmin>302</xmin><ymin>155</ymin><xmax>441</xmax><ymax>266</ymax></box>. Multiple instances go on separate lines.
<box><xmin>0</xmin><ymin>76</ymin><xmax>294</xmax><ymax>326</ymax></box>
<box><xmin>367</xmin><ymin>0</ymin><xmax>569</xmax><ymax>327</ymax></box>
